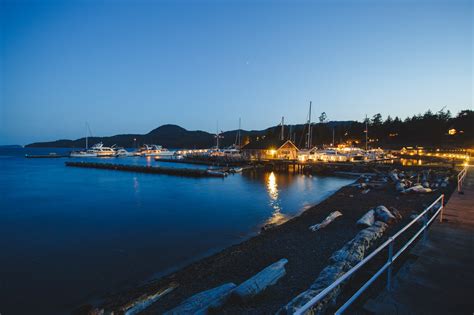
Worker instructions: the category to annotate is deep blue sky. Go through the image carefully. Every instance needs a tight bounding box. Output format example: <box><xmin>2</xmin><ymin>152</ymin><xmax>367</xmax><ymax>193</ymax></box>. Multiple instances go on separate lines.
<box><xmin>1</xmin><ymin>0</ymin><xmax>472</xmax><ymax>144</ymax></box>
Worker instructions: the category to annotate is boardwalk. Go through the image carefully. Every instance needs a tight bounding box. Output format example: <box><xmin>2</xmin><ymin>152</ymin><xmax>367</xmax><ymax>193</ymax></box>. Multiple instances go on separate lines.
<box><xmin>365</xmin><ymin>166</ymin><xmax>474</xmax><ymax>314</ymax></box>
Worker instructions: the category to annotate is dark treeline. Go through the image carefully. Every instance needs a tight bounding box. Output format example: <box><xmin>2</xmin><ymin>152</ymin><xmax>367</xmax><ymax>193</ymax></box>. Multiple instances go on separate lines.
<box><xmin>245</xmin><ymin>109</ymin><xmax>473</xmax><ymax>149</ymax></box>
<box><xmin>27</xmin><ymin>109</ymin><xmax>472</xmax><ymax>149</ymax></box>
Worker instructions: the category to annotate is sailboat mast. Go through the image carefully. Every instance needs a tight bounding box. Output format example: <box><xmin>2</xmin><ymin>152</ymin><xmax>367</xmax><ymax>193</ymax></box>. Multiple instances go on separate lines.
<box><xmin>280</xmin><ymin>116</ymin><xmax>284</xmax><ymax>141</ymax></box>
<box><xmin>332</xmin><ymin>127</ymin><xmax>335</xmax><ymax>146</ymax></box>
<box><xmin>235</xmin><ymin>117</ymin><xmax>241</xmax><ymax>148</ymax></box>
<box><xmin>216</xmin><ymin>121</ymin><xmax>219</xmax><ymax>150</ymax></box>
<box><xmin>85</xmin><ymin>122</ymin><xmax>88</xmax><ymax>150</ymax></box>
<box><xmin>307</xmin><ymin>101</ymin><xmax>312</xmax><ymax>149</ymax></box>
<box><xmin>239</xmin><ymin>118</ymin><xmax>241</xmax><ymax>147</ymax></box>
<box><xmin>365</xmin><ymin>114</ymin><xmax>368</xmax><ymax>151</ymax></box>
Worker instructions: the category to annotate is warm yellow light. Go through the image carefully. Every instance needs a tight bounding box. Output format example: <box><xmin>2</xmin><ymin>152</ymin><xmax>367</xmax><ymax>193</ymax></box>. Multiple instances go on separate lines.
<box><xmin>269</xmin><ymin>149</ymin><xmax>276</xmax><ymax>155</ymax></box>
<box><xmin>448</xmin><ymin>128</ymin><xmax>457</xmax><ymax>135</ymax></box>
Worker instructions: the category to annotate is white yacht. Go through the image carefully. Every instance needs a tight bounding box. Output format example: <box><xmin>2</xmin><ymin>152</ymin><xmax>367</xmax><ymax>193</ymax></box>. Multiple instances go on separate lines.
<box><xmin>90</xmin><ymin>142</ymin><xmax>116</xmax><ymax>157</ymax></box>
<box><xmin>115</xmin><ymin>147</ymin><xmax>133</xmax><ymax>157</ymax></box>
<box><xmin>154</xmin><ymin>148</ymin><xmax>175</xmax><ymax>158</ymax></box>
<box><xmin>136</xmin><ymin>144</ymin><xmax>174</xmax><ymax>157</ymax></box>
<box><xmin>70</xmin><ymin>150</ymin><xmax>97</xmax><ymax>158</ymax></box>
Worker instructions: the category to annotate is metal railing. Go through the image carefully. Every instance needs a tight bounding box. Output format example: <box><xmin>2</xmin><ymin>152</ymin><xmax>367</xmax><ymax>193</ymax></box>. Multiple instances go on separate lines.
<box><xmin>294</xmin><ymin>194</ymin><xmax>445</xmax><ymax>315</ymax></box>
<box><xmin>457</xmin><ymin>165</ymin><xmax>469</xmax><ymax>192</ymax></box>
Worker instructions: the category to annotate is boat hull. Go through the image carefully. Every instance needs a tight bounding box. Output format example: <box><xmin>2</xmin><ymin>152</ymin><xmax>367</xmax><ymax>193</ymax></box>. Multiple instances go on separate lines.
<box><xmin>70</xmin><ymin>152</ymin><xmax>98</xmax><ymax>158</ymax></box>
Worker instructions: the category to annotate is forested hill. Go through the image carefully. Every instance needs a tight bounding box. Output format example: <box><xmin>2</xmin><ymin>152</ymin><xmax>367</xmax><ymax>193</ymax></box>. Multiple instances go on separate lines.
<box><xmin>26</xmin><ymin>109</ymin><xmax>473</xmax><ymax>149</ymax></box>
<box><xmin>26</xmin><ymin>124</ymin><xmax>268</xmax><ymax>149</ymax></box>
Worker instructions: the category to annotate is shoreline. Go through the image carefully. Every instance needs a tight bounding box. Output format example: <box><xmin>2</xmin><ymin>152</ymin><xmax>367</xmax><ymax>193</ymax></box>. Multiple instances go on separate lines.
<box><xmin>81</xmin><ymin>167</ymin><xmax>456</xmax><ymax>314</ymax></box>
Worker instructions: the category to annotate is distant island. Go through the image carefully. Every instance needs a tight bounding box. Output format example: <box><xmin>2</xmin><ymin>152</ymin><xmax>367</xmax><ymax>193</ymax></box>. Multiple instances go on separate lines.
<box><xmin>26</xmin><ymin>109</ymin><xmax>473</xmax><ymax>149</ymax></box>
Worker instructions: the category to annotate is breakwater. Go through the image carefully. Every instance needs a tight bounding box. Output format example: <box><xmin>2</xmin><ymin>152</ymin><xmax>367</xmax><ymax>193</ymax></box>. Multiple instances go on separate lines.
<box><xmin>65</xmin><ymin>161</ymin><xmax>226</xmax><ymax>177</ymax></box>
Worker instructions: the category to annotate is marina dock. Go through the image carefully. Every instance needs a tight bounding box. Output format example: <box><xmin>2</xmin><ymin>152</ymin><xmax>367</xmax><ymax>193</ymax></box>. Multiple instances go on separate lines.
<box><xmin>365</xmin><ymin>166</ymin><xmax>474</xmax><ymax>314</ymax></box>
<box><xmin>65</xmin><ymin>161</ymin><xmax>227</xmax><ymax>177</ymax></box>
<box><xmin>25</xmin><ymin>153</ymin><xmax>68</xmax><ymax>158</ymax></box>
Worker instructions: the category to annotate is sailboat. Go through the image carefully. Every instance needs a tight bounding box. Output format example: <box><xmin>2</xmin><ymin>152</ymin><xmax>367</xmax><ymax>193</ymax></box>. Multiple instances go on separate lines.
<box><xmin>70</xmin><ymin>123</ymin><xmax>98</xmax><ymax>157</ymax></box>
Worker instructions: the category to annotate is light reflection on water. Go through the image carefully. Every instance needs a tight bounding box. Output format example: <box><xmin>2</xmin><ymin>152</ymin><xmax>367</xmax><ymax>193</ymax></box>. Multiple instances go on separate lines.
<box><xmin>264</xmin><ymin>172</ymin><xmax>289</xmax><ymax>226</ymax></box>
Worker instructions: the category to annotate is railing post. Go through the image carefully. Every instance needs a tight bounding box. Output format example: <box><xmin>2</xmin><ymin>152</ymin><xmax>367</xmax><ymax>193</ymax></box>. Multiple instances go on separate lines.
<box><xmin>439</xmin><ymin>194</ymin><xmax>445</xmax><ymax>223</ymax></box>
<box><xmin>422</xmin><ymin>212</ymin><xmax>428</xmax><ymax>242</ymax></box>
<box><xmin>387</xmin><ymin>238</ymin><xmax>394</xmax><ymax>291</ymax></box>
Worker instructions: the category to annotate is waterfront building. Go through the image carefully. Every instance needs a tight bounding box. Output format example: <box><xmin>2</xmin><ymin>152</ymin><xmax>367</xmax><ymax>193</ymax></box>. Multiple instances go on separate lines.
<box><xmin>241</xmin><ymin>139</ymin><xmax>298</xmax><ymax>160</ymax></box>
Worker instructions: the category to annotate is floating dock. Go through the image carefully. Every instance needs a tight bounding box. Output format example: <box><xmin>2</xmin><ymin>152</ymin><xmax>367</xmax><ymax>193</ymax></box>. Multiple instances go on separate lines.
<box><xmin>65</xmin><ymin>161</ymin><xmax>227</xmax><ymax>177</ymax></box>
<box><xmin>25</xmin><ymin>153</ymin><xmax>68</xmax><ymax>158</ymax></box>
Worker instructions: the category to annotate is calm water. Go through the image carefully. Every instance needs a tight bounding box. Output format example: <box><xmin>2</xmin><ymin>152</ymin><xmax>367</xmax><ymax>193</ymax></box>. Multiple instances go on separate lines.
<box><xmin>0</xmin><ymin>148</ymin><xmax>353</xmax><ymax>315</ymax></box>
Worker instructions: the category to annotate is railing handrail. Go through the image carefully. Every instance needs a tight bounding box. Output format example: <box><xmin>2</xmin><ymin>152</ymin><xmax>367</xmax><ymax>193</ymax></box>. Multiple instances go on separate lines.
<box><xmin>457</xmin><ymin>165</ymin><xmax>469</xmax><ymax>192</ymax></box>
<box><xmin>293</xmin><ymin>194</ymin><xmax>445</xmax><ymax>315</ymax></box>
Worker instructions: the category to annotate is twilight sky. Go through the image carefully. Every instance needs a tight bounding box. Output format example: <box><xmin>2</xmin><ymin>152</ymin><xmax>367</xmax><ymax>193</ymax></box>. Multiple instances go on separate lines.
<box><xmin>1</xmin><ymin>0</ymin><xmax>472</xmax><ymax>144</ymax></box>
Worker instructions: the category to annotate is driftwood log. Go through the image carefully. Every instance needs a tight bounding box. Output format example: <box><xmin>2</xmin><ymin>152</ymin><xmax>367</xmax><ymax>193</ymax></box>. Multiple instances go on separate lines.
<box><xmin>123</xmin><ymin>283</ymin><xmax>178</xmax><ymax>315</ymax></box>
<box><xmin>356</xmin><ymin>209</ymin><xmax>375</xmax><ymax>228</ymax></box>
<box><xmin>233</xmin><ymin>258</ymin><xmax>288</xmax><ymax>300</ymax></box>
<box><xmin>164</xmin><ymin>283</ymin><xmax>236</xmax><ymax>315</ymax></box>
<box><xmin>309</xmin><ymin>211</ymin><xmax>343</xmax><ymax>232</ymax></box>
<box><xmin>374</xmin><ymin>205</ymin><xmax>397</xmax><ymax>224</ymax></box>
<box><xmin>402</xmin><ymin>185</ymin><xmax>433</xmax><ymax>194</ymax></box>
<box><xmin>280</xmin><ymin>221</ymin><xmax>388</xmax><ymax>314</ymax></box>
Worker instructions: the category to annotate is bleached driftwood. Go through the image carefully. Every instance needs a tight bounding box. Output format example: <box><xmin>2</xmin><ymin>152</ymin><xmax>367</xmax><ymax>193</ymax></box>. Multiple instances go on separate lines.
<box><xmin>374</xmin><ymin>205</ymin><xmax>396</xmax><ymax>224</ymax></box>
<box><xmin>402</xmin><ymin>185</ymin><xmax>433</xmax><ymax>194</ymax></box>
<box><xmin>233</xmin><ymin>258</ymin><xmax>288</xmax><ymax>300</ymax></box>
<box><xmin>123</xmin><ymin>283</ymin><xmax>178</xmax><ymax>315</ymax></box>
<box><xmin>309</xmin><ymin>211</ymin><xmax>343</xmax><ymax>232</ymax></box>
<box><xmin>164</xmin><ymin>283</ymin><xmax>236</xmax><ymax>315</ymax></box>
<box><xmin>280</xmin><ymin>221</ymin><xmax>388</xmax><ymax>314</ymax></box>
<box><xmin>356</xmin><ymin>209</ymin><xmax>375</xmax><ymax>228</ymax></box>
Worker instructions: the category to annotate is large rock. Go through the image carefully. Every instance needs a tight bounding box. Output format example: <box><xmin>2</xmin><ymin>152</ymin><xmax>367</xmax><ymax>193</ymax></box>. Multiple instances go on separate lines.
<box><xmin>356</xmin><ymin>209</ymin><xmax>375</xmax><ymax>228</ymax></box>
<box><xmin>164</xmin><ymin>283</ymin><xmax>236</xmax><ymax>315</ymax></box>
<box><xmin>233</xmin><ymin>258</ymin><xmax>288</xmax><ymax>300</ymax></box>
<box><xmin>389</xmin><ymin>171</ymin><xmax>399</xmax><ymax>182</ymax></box>
<box><xmin>309</xmin><ymin>211</ymin><xmax>343</xmax><ymax>231</ymax></box>
<box><xmin>395</xmin><ymin>181</ymin><xmax>406</xmax><ymax>192</ymax></box>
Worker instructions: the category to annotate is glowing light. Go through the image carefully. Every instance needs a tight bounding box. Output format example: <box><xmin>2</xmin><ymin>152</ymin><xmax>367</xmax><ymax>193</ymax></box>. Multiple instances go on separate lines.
<box><xmin>264</xmin><ymin>172</ymin><xmax>288</xmax><ymax>227</ymax></box>
<box><xmin>448</xmin><ymin>128</ymin><xmax>457</xmax><ymax>135</ymax></box>
<box><xmin>267</xmin><ymin>172</ymin><xmax>278</xmax><ymax>201</ymax></box>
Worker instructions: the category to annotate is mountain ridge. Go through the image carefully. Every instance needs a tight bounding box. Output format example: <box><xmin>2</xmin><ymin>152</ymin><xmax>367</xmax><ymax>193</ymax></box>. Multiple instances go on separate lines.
<box><xmin>25</xmin><ymin>122</ymin><xmax>354</xmax><ymax>148</ymax></box>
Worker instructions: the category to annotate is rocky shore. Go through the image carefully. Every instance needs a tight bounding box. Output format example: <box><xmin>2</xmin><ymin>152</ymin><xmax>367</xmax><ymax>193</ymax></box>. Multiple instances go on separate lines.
<box><xmin>78</xmin><ymin>166</ymin><xmax>456</xmax><ymax>315</ymax></box>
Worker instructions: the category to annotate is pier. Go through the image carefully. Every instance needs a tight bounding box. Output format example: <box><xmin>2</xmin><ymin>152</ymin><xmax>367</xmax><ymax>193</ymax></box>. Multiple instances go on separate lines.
<box><xmin>65</xmin><ymin>161</ymin><xmax>227</xmax><ymax>177</ymax></box>
<box><xmin>365</xmin><ymin>166</ymin><xmax>474</xmax><ymax>314</ymax></box>
<box><xmin>25</xmin><ymin>153</ymin><xmax>68</xmax><ymax>158</ymax></box>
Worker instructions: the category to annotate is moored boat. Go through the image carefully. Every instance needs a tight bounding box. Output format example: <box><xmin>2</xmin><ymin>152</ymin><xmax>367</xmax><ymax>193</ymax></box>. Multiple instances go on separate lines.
<box><xmin>70</xmin><ymin>150</ymin><xmax>98</xmax><ymax>158</ymax></box>
<box><xmin>115</xmin><ymin>147</ymin><xmax>133</xmax><ymax>157</ymax></box>
<box><xmin>92</xmin><ymin>143</ymin><xmax>116</xmax><ymax>157</ymax></box>
<box><xmin>136</xmin><ymin>144</ymin><xmax>174</xmax><ymax>157</ymax></box>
